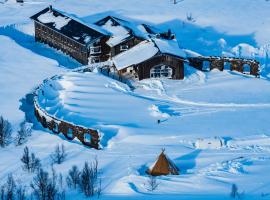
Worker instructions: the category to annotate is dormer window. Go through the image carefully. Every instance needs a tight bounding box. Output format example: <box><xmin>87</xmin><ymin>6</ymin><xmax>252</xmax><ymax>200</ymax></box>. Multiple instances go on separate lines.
<box><xmin>90</xmin><ymin>46</ymin><xmax>101</xmax><ymax>54</ymax></box>
<box><xmin>120</xmin><ymin>44</ymin><xmax>129</xmax><ymax>51</ymax></box>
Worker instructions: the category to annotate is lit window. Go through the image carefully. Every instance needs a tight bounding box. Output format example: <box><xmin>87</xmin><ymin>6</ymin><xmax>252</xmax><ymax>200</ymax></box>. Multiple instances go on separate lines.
<box><xmin>150</xmin><ymin>64</ymin><xmax>173</xmax><ymax>78</ymax></box>
<box><xmin>120</xmin><ymin>44</ymin><xmax>129</xmax><ymax>51</ymax></box>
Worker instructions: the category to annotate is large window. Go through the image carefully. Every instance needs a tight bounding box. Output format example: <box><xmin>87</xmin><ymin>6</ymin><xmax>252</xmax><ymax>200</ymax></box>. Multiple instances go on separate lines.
<box><xmin>150</xmin><ymin>64</ymin><xmax>173</xmax><ymax>78</ymax></box>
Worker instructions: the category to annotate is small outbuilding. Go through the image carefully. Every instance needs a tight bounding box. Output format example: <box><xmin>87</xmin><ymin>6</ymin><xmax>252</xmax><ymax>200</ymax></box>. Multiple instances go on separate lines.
<box><xmin>146</xmin><ymin>149</ymin><xmax>179</xmax><ymax>176</ymax></box>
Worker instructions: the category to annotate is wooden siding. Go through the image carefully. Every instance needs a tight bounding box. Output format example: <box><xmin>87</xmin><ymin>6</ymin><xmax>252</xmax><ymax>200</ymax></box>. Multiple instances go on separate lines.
<box><xmin>35</xmin><ymin>21</ymin><xmax>91</xmax><ymax>65</ymax></box>
<box><xmin>99</xmin><ymin>37</ymin><xmax>111</xmax><ymax>62</ymax></box>
<box><xmin>136</xmin><ymin>54</ymin><xmax>184</xmax><ymax>80</ymax></box>
<box><xmin>111</xmin><ymin>37</ymin><xmax>143</xmax><ymax>57</ymax></box>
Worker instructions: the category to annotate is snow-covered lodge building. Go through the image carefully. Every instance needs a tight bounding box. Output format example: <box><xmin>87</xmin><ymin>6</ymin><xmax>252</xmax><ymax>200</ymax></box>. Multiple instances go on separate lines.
<box><xmin>30</xmin><ymin>6</ymin><xmax>111</xmax><ymax>64</ymax></box>
<box><xmin>30</xmin><ymin>6</ymin><xmax>186</xmax><ymax>80</ymax></box>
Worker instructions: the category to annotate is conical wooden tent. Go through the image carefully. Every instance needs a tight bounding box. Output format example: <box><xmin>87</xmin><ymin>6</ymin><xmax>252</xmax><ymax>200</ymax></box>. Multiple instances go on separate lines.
<box><xmin>147</xmin><ymin>149</ymin><xmax>179</xmax><ymax>176</ymax></box>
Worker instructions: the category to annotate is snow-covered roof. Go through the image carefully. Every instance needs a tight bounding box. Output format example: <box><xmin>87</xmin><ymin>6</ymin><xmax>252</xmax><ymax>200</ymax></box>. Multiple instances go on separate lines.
<box><xmin>112</xmin><ymin>40</ymin><xmax>159</xmax><ymax>70</ymax></box>
<box><xmin>113</xmin><ymin>18</ymin><xmax>150</xmax><ymax>40</ymax></box>
<box><xmin>183</xmin><ymin>49</ymin><xmax>202</xmax><ymax>58</ymax></box>
<box><xmin>101</xmin><ymin>18</ymin><xmax>131</xmax><ymax>47</ymax></box>
<box><xmin>31</xmin><ymin>7</ymin><xmax>109</xmax><ymax>46</ymax></box>
<box><xmin>95</xmin><ymin>16</ymin><xmax>150</xmax><ymax>47</ymax></box>
<box><xmin>153</xmin><ymin>38</ymin><xmax>186</xmax><ymax>58</ymax></box>
<box><xmin>37</xmin><ymin>11</ymin><xmax>71</xmax><ymax>30</ymax></box>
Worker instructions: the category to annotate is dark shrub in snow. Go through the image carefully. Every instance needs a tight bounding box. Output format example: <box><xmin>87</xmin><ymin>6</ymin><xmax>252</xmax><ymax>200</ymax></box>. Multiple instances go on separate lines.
<box><xmin>0</xmin><ymin>116</ymin><xmax>12</xmax><ymax>147</ymax></box>
<box><xmin>21</xmin><ymin>146</ymin><xmax>41</xmax><ymax>173</ymax></box>
<box><xmin>66</xmin><ymin>165</ymin><xmax>80</xmax><ymax>189</ymax></box>
<box><xmin>50</xmin><ymin>144</ymin><xmax>67</xmax><ymax>165</ymax></box>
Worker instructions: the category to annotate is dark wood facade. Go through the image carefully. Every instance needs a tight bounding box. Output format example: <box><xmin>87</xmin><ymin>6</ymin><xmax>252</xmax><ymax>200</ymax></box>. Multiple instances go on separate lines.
<box><xmin>31</xmin><ymin>7</ymin><xmax>111</xmax><ymax>65</ymax></box>
<box><xmin>119</xmin><ymin>54</ymin><xmax>184</xmax><ymax>80</ymax></box>
<box><xmin>34</xmin><ymin>21</ymin><xmax>89</xmax><ymax>64</ymax></box>
<box><xmin>136</xmin><ymin>54</ymin><xmax>184</xmax><ymax>80</ymax></box>
<box><xmin>111</xmin><ymin>36</ymin><xmax>143</xmax><ymax>57</ymax></box>
<box><xmin>34</xmin><ymin>21</ymin><xmax>111</xmax><ymax>65</ymax></box>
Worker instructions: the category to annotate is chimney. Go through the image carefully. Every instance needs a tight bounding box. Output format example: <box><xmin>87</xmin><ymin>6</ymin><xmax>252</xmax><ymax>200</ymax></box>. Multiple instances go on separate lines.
<box><xmin>49</xmin><ymin>5</ymin><xmax>53</xmax><ymax>12</ymax></box>
<box><xmin>167</xmin><ymin>29</ymin><xmax>172</xmax><ymax>39</ymax></box>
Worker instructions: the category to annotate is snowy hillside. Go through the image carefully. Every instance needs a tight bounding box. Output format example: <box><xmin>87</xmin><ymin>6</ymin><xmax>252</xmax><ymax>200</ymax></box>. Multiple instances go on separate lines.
<box><xmin>1</xmin><ymin>0</ymin><xmax>270</xmax><ymax>199</ymax></box>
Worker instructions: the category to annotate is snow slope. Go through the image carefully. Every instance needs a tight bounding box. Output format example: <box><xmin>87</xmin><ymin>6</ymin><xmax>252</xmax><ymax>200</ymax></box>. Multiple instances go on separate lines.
<box><xmin>0</xmin><ymin>35</ymin><xmax>63</xmax><ymax>124</ymax></box>
<box><xmin>1</xmin><ymin>0</ymin><xmax>270</xmax><ymax>199</ymax></box>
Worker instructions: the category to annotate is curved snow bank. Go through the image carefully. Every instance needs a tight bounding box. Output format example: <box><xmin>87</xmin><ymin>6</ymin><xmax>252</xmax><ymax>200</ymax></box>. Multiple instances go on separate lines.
<box><xmin>37</xmin><ymin>71</ymin><xmax>155</xmax><ymax>128</ymax></box>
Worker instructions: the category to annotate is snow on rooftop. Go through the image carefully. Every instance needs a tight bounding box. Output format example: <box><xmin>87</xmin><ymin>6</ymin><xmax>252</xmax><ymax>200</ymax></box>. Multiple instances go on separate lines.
<box><xmin>153</xmin><ymin>38</ymin><xmax>186</xmax><ymax>58</ymax></box>
<box><xmin>37</xmin><ymin>11</ymin><xmax>71</xmax><ymax>30</ymax></box>
<box><xmin>114</xmin><ymin>19</ymin><xmax>150</xmax><ymax>40</ymax></box>
<box><xmin>101</xmin><ymin>19</ymin><xmax>131</xmax><ymax>47</ymax></box>
<box><xmin>183</xmin><ymin>49</ymin><xmax>202</xmax><ymax>58</ymax></box>
<box><xmin>137</xmin><ymin>24</ymin><xmax>149</xmax><ymax>35</ymax></box>
<box><xmin>113</xmin><ymin>40</ymin><xmax>159</xmax><ymax>70</ymax></box>
<box><xmin>83</xmin><ymin>35</ymin><xmax>92</xmax><ymax>43</ymax></box>
<box><xmin>59</xmin><ymin>10</ymin><xmax>111</xmax><ymax>36</ymax></box>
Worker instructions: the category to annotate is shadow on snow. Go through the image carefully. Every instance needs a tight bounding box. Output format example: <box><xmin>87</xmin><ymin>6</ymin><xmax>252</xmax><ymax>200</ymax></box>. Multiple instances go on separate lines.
<box><xmin>0</xmin><ymin>24</ymin><xmax>81</xmax><ymax>69</ymax></box>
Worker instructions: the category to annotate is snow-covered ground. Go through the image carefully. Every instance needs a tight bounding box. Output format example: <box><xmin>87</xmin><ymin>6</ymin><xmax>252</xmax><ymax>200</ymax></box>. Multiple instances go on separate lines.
<box><xmin>1</xmin><ymin>0</ymin><xmax>270</xmax><ymax>199</ymax></box>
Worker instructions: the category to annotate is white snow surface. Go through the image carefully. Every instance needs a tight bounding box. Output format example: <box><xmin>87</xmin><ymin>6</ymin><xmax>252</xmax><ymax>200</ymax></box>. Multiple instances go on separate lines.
<box><xmin>195</xmin><ymin>137</ymin><xmax>225</xmax><ymax>150</ymax></box>
<box><xmin>37</xmin><ymin>10</ymin><xmax>71</xmax><ymax>30</ymax></box>
<box><xmin>113</xmin><ymin>40</ymin><xmax>158</xmax><ymax>70</ymax></box>
<box><xmin>1</xmin><ymin>0</ymin><xmax>270</xmax><ymax>199</ymax></box>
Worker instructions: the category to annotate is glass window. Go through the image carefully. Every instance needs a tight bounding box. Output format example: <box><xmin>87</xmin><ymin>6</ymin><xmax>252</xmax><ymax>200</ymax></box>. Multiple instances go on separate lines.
<box><xmin>90</xmin><ymin>46</ymin><xmax>101</xmax><ymax>54</ymax></box>
<box><xmin>120</xmin><ymin>44</ymin><xmax>129</xmax><ymax>51</ymax></box>
<box><xmin>150</xmin><ymin>64</ymin><xmax>173</xmax><ymax>78</ymax></box>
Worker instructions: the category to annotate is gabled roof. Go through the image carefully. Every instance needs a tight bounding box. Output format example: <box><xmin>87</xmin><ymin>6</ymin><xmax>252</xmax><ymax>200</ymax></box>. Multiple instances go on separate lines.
<box><xmin>95</xmin><ymin>16</ymin><xmax>149</xmax><ymax>47</ymax></box>
<box><xmin>30</xmin><ymin>7</ymin><xmax>109</xmax><ymax>46</ymax></box>
<box><xmin>95</xmin><ymin>16</ymin><xmax>132</xmax><ymax>47</ymax></box>
<box><xmin>147</xmin><ymin>150</ymin><xmax>179</xmax><ymax>176</ymax></box>
<box><xmin>112</xmin><ymin>37</ymin><xmax>186</xmax><ymax>70</ymax></box>
<box><xmin>141</xmin><ymin>24</ymin><xmax>161</xmax><ymax>35</ymax></box>
<box><xmin>112</xmin><ymin>40</ymin><xmax>159</xmax><ymax>70</ymax></box>
<box><xmin>153</xmin><ymin>37</ymin><xmax>186</xmax><ymax>58</ymax></box>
